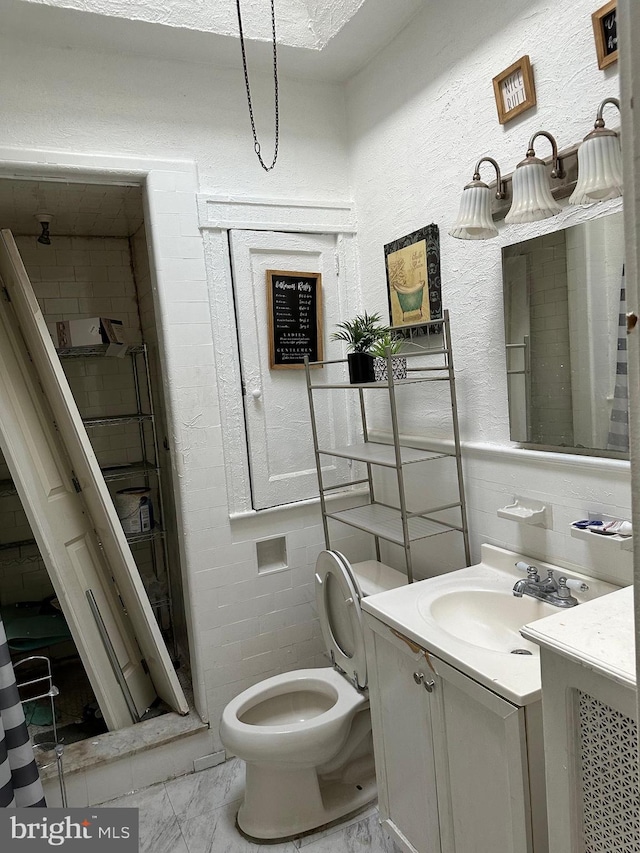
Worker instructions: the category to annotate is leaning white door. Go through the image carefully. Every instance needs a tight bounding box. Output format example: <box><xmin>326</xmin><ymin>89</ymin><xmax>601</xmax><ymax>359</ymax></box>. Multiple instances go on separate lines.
<box><xmin>230</xmin><ymin>230</ymin><xmax>354</xmax><ymax>510</ymax></box>
<box><xmin>0</xmin><ymin>230</ymin><xmax>188</xmax><ymax>724</ymax></box>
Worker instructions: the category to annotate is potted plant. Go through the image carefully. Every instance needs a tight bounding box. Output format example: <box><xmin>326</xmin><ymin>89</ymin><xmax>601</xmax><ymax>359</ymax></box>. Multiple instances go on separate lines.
<box><xmin>370</xmin><ymin>332</ymin><xmax>407</xmax><ymax>381</ymax></box>
<box><xmin>331</xmin><ymin>312</ymin><xmax>388</xmax><ymax>383</ymax></box>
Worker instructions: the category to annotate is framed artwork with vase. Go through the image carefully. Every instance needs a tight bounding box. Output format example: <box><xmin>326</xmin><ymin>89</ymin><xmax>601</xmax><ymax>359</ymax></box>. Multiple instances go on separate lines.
<box><xmin>384</xmin><ymin>224</ymin><xmax>442</xmax><ymax>332</ymax></box>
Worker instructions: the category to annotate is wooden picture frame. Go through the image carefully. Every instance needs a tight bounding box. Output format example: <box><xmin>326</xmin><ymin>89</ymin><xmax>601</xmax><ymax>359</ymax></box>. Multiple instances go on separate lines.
<box><xmin>266</xmin><ymin>270</ymin><xmax>323</xmax><ymax>370</ymax></box>
<box><xmin>384</xmin><ymin>224</ymin><xmax>442</xmax><ymax>330</ymax></box>
<box><xmin>492</xmin><ymin>56</ymin><xmax>536</xmax><ymax>125</ymax></box>
<box><xmin>592</xmin><ymin>1</ymin><xmax>618</xmax><ymax>70</ymax></box>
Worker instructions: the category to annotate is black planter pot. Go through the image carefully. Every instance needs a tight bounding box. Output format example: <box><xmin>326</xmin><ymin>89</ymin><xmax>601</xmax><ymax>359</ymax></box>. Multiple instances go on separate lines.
<box><xmin>347</xmin><ymin>352</ymin><xmax>375</xmax><ymax>383</ymax></box>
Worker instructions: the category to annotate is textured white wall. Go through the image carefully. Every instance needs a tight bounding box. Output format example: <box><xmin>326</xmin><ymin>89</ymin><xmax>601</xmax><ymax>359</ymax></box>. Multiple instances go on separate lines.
<box><xmin>0</xmin><ymin>36</ymin><xmax>348</xmax><ymax>200</ymax></box>
<box><xmin>0</xmin><ymin>34</ymin><xmax>351</xmax><ymax>742</ymax></box>
<box><xmin>346</xmin><ymin>0</ymin><xmax>631</xmax><ymax>583</ymax></box>
<box><xmin>347</xmin><ymin>0</ymin><xmax>620</xmax><ymax>441</ymax></box>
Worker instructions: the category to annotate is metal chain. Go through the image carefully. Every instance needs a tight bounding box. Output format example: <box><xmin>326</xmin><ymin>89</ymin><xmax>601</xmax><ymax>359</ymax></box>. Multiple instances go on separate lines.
<box><xmin>236</xmin><ymin>0</ymin><xmax>280</xmax><ymax>172</ymax></box>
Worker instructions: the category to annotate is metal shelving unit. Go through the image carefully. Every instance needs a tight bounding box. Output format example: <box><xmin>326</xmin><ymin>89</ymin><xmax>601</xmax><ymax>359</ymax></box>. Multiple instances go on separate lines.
<box><xmin>304</xmin><ymin>311</ymin><xmax>470</xmax><ymax>584</ymax></box>
<box><xmin>60</xmin><ymin>344</ymin><xmax>175</xmax><ymax>639</ymax></box>
<box><xmin>0</xmin><ymin>345</ymin><xmax>175</xmax><ymax>646</ymax></box>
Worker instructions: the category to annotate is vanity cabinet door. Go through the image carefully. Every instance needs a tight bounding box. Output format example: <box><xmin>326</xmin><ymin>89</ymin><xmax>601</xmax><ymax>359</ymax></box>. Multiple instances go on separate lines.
<box><xmin>364</xmin><ymin>620</ymin><xmax>443</xmax><ymax>853</ymax></box>
<box><xmin>431</xmin><ymin>656</ymin><xmax>533</xmax><ymax>853</ymax></box>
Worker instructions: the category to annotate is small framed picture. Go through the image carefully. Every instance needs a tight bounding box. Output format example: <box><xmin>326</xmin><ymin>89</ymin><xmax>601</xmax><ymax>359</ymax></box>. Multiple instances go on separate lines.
<box><xmin>592</xmin><ymin>1</ymin><xmax>618</xmax><ymax>70</ymax></box>
<box><xmin>492</xmin><ymin>56</ymin><xmax>536</xmax><ymax>125</ymax></box>
<box><xmin>384</xmin><ymin>224</ymin><xmax>442</xmax><ymax>331</ymax></box>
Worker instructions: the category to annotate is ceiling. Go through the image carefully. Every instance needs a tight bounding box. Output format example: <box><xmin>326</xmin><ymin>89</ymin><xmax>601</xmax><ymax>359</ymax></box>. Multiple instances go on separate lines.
<box><xmin>2</xmin><ymin>0</ymin><xmax>425</xmax><ymax>82</ymax></box>
<box><xmin>0</xmin><ymin>179</ymin><xmax>144</xmax><ymax>237</ymax></box>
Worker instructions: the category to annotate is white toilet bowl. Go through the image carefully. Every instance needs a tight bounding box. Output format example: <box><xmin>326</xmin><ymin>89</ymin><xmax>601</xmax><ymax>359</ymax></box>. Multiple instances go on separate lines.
<box><xmin>220</xmin><ymin>668</ymin><xmax>366</xmax><ymax>767</ymax></box>
<box><xmin>220</xmin><ymin>551</ymin><xmax>406</xmax><ymax>841</ymax></box>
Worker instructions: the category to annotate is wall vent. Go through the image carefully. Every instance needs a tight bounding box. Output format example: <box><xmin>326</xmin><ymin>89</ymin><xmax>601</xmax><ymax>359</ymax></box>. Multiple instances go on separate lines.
<box><xmin>578</xmin><ymin>690</ymin><xmax>640</xmax><ymax>851</ymax></box>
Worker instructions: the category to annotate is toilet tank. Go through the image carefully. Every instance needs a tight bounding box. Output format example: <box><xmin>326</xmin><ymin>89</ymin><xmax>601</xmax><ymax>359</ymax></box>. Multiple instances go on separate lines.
<box><xmin>350</xmin><ymin>560</ymin><xmax>407</xmax><ymax>597</ymax></box>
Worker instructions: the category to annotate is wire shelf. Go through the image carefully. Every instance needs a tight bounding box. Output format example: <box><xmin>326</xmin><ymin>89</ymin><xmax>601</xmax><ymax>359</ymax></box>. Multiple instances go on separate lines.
<box><xmin>83</xmin><ymin>414</ymin><xmax>154</xmax><ymax>427</ymax></box>
<box><xmin>102</xmin><ymin>461</ymin><xmax>159</xmax><ymax>482</ymax></box>
<box><xmin>57</xmin><ymin>344</ymin><xmax>146</xmax><ymax>359</ymax></box>
<box><xmin>126</xmin><ymin>527</ymin><xmax>165</xmax><ymax>546</ymax></box>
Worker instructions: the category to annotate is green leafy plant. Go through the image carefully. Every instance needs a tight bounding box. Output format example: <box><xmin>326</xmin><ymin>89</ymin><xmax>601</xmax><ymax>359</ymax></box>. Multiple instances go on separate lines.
<box><xmin>369</xmin><ymin>331</ymin><xmax>404</xmax><ymax>358</ymax></box>
<box><xmin>330</xmin><ymin>312</ymin><xmax>389</xmax><ymax>353</ymax></box>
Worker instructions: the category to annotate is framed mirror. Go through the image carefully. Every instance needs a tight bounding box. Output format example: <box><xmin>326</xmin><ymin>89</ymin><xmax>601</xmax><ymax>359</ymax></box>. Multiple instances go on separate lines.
<box><xmin>502</xmin><ymin>211</ymin><xmax>627</xmax><ymax>457</ymax></box>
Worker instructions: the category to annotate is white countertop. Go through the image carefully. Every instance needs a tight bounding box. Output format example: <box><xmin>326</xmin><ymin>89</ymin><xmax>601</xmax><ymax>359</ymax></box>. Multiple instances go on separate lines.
<box><xmin>520</xmin><ymin>585</ymin><xmax>636</xmax><ymax>690</ymax></box>
<box><xmin>361</xmin><ymin>544</ymin><xmax>618</xmax><ymax>707</ymax></box>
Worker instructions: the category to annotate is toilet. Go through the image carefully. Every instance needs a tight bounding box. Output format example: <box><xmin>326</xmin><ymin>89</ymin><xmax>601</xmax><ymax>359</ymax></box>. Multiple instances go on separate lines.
<box><xmin>220</xmin><ymin>550</ymin><xmax>406</xmax><ymax>841</ymax></box>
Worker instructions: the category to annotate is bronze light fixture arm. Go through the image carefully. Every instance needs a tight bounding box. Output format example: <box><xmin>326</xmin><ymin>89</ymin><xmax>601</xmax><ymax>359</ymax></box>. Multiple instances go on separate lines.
<box><xmin>527</xmin><ymin>130</ymin><xmax>565</xmax><ymax>179</ymax></box>
<box><xmin>472</xmin><ymin>157</ymin><xmax>507</xmax><ymax>199</ymax></box>
<box><xmin>594</xmin><ymin>96</ymin><xmax>620</xmax><ymax>129</ymax></box>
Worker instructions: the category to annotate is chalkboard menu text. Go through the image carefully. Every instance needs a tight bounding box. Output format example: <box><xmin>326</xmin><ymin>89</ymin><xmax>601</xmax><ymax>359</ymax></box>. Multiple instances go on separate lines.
<box><xmin>266</xmin><ymin>270</ymin><xmax>323</xmax><ymax>369</ymax></box>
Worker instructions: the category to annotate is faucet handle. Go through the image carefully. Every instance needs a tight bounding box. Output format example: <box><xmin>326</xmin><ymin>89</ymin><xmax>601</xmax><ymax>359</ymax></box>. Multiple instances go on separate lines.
<box><xmin>515</xmin><ymin>561</ymin><xmax>540</xmax><ymax>582</ymax></box>
<box><xmin>559</xmin><ymin>576</ymin><xmax>589</xmax><ymax>592</ymax></box>
<box><xmin>556</xmin><ymin>576</ymin><xmax>588</xmax><ymax>602</ymax></box>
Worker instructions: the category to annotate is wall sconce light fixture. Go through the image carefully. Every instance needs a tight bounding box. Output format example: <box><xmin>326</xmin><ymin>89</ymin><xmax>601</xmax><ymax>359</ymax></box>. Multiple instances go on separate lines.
<box><xmin>449</xmin><ymin>157</ymin><xmax>506</xmax><ymax>240</ymax></box>
<box><xmin>569</xmin><ymin>97</ymin><xmax>622</xmax><ymax>205</ymax></box>
<box><xmin>505</xmin><ymin>131</ymin><xmax>564</xmax><ymax>224</ymax></box>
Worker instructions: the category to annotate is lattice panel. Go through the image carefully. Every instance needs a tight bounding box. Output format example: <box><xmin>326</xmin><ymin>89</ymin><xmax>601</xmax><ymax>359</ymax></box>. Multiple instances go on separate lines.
<box><xmin>578</xmin><ymin>691</ymin><xmax>640</xmax><ymax>852</ymax></box>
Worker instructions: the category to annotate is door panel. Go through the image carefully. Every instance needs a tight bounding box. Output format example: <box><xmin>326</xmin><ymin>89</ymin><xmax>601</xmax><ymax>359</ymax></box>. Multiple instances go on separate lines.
<box><xmin>230</xmin><ymin>230</ymin><xmax>355</xmax><ymax>509</ymax></box>
<box><xmin>366</xmin><ymin>625</ymin><xmax>442</xmax><ymax>853</ymax></box>
<box><xmin>432</xmin><ymin>656</ymin><xmax>532</xmax><ymax>853</ymax></box>
<box><xmin>0</xmin><ymin>293</ymin><xmax>147</xmax><ymax>728</ymax></box>
<box><xmin>0</xmin><ymin>229</ymin><xmax>188</xmax><ymax>722</ymax></box>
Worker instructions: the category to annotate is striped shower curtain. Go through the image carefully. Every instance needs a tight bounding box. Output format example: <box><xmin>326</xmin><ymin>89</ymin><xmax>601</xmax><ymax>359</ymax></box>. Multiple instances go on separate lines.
<box><xmin>0</xmin><ymin>614</ymin><xmax>46</xmax><ymax>807</ymax></box>
<box><xmin>607</xmin><ymin>266</ymin><xmax>629</xmax><ymax>453</ymax></box>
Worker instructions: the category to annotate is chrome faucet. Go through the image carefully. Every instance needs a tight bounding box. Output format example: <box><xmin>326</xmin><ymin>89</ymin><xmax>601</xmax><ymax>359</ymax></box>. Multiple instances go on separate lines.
<box><xmin>512</xmin><ymin>562</ymin><xmax>589</xmax><ymax>608</ymax></box>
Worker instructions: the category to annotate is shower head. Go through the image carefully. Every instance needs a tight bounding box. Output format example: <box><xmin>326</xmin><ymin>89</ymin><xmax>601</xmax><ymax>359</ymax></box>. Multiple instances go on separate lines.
<box><xmin>35</xmin><ymin>213</ymin><xmax>53</xmax><ymax>245</ymax></box>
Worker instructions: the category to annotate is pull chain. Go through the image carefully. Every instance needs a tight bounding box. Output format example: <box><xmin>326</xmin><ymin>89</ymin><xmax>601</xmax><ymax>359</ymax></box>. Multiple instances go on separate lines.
<box><xmin>236</xmin><ymin>0</ymin><xmax>280</xmax><ymax>172</ymax></box>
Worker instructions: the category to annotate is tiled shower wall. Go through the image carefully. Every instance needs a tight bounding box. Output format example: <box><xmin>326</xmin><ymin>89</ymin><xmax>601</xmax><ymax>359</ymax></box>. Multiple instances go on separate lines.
<box><xmin>0</xmin><ymin>235</ymin><xmax>147</xmax><ymax>605</ymax></box>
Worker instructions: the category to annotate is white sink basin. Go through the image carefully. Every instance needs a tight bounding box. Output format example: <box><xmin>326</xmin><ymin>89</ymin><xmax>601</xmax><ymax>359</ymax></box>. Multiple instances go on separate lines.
<box><xmin>361</xmin><ymin>544</ymin><xmax>619</xmax><ymax>705</ymax></box>
<box><xmin>423</xmin><ymin>589</ymin><xmax>556</xmax><ymax>654</ymax></box>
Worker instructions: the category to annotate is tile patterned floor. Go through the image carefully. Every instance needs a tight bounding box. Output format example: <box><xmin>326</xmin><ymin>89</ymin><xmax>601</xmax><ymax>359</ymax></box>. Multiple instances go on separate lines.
<box><xmin>102</xmin><ymin>758</ymin><xmax>399</xmax><ymax>853</ymax></box>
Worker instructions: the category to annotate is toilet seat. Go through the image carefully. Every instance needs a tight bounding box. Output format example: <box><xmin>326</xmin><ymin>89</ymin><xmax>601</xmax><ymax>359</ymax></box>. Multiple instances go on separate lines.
<box><xmin>315</xmin><ymin>550</ymin><xmax>368</xmax><ymax>690</ymax></box>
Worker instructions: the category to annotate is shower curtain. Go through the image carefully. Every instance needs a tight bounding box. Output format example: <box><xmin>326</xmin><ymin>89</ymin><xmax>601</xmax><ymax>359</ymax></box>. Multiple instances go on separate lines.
<box><xmin>607</xmin><ymin>266</ymin><xmax>629</xmax><ymax>453</ymax></box>
<box><xmin>0</xmin><ymin>613</ymin><xmax>46</xmax><ymax>807</ymax></box>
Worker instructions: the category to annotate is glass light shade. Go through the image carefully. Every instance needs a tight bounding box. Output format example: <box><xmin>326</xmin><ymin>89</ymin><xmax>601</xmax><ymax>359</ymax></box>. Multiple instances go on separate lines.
<box><xmin>568</xmin><ymin>131</ymin><xmax>622</xmax><ymax>205</ymax></box>
<box><xmin>448</xmin><ymin>183</ymin><xmax>498</xmax><ymax>240</ymax></box>
<box><xmin>505</xmin><ymin>160</ymin><xmax>562</xmax><ymax>224</ymax></box>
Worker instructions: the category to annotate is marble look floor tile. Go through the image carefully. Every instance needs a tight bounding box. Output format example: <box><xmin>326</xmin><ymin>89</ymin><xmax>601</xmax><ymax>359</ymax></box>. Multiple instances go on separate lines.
<box><xmin>300</xmin><ymin>813</ymin><xmax>399</xmax><ymax>853</ymax></box>
<box><xmin>294</xmin><ymin>804</ymin><xmax>379</xmax><ymax>848</ymax></box>
<box><xmin>101</xmin><ymin>784</ymin><xmax>188</xmax><ymax>853</ymax></box>
<box><xmin>178</xmin><ymin>798</ymin><xmax>296</xmax><ymax>853</ymax></box>
<box><xmin>164</xmin><ymin>758</ymin><xmax>244</xmax><ymax>820</ymax></box>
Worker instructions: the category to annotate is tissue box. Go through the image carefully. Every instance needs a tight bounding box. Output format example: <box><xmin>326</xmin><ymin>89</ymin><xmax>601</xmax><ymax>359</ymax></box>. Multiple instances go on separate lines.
<box><xmin>47</xmin><ymin>318</ymin><xmax>125</xmax><ymax>348</ymax></box>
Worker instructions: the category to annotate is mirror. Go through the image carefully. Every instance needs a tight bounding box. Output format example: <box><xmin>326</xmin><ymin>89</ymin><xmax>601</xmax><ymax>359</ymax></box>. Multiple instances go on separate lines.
<box><xmin>502</xmin><ymin>212</ymin><xmax>626</xmax><ymax>457</ymax></box>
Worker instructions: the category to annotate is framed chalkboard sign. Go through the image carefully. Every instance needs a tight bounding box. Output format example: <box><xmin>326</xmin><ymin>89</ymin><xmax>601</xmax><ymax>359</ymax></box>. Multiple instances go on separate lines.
<box><xmin>266</xmin><ymin>270</ymin><xmax>323</xmax><ymax>369</ymax></box>
<box><xmin>592</xmin><ymin>1</ymin><xmax>618</xmax><ymax>70</ymax></box>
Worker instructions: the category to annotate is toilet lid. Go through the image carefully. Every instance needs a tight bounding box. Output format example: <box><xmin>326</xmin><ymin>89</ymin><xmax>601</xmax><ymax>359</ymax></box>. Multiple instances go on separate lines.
<box><xmin>315</xmin><ymin>550</ymin><xmax>368</xmax><ymax>690</ymax></box>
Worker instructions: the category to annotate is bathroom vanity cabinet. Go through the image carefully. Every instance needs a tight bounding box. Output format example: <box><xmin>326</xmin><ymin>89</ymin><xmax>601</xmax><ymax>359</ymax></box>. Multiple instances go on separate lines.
<box><xmin>364</xmin><ymin>614</ymin><xmax>547</xmax><ymax>853</ymax></box>
<box><xmin>521</xmin><ymin>586</ymin><xmax>638</xmax><ymax>853</ymax></box>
